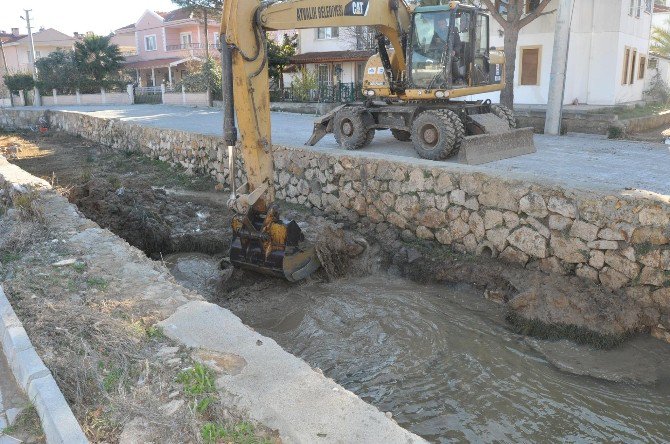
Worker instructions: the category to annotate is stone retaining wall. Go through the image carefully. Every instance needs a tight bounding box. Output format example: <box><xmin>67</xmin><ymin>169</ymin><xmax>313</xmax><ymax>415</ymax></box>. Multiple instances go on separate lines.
<box><xmin>1</xmin><ymin>108</ymin><xmax>669</xmax><ymax>330</ymax></box>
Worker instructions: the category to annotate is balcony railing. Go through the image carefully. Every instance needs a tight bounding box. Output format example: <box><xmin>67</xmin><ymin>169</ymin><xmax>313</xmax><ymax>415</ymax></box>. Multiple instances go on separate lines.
<box><xmin>166</xmin><ymin>43</ymin><xmax>222</xmax><ymax>51</ymax></box>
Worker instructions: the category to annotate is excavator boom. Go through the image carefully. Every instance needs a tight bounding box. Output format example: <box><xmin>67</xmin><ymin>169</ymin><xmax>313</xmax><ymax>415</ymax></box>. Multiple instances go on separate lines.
<box><xmin>220</xmin><ymin>0</ymin><xmax>414</xmax><ymax>281</ymax></box>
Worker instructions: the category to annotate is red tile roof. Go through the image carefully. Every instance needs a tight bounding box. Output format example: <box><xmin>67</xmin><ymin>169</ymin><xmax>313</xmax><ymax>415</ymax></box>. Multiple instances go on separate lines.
<box><xmin>121</xmin><ymin>57</ymin><xmax>182</xmax><ymax>69</ymax></box>
<box><xmin>290</xmin><ymin>50</ymin><xmax>374</xmax><ymax>64</ymax></box>
<box><xmin>655</xmin><ymin>4</ymin><xmax>670</xmax><ymax>13</ymax></box>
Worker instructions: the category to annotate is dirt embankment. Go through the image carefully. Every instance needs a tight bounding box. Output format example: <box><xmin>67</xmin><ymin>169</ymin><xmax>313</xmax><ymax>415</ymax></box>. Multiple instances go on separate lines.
<box><xmin>0</xmin><ymin>130</ymin><xmax>279</xmax><ymax>443</ymax></box>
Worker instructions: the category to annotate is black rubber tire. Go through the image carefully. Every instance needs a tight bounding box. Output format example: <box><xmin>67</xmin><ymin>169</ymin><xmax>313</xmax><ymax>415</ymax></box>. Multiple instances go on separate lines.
<box><xmin>390</xmin><ymin>128</ymin><xmax>412</xmax><ymax>142</ymax></box>
<box><xmin>333</xmin><ymin>107</ymin><xmax>375</xmax><ymax>150</ymax></box>
<box><xmin>442</xmin><ymin>109</ymin><xmax>465</xmax><ymax>151</ymax></box>
<box><xmin>410</xmin><ymin>110</ymin><xmax>459</xmax><ymax>160</ymax></box>
<box><xmin>491</xmin><ymin>104</ymin><xmax>517</xmax><ymax>129</ymax></box>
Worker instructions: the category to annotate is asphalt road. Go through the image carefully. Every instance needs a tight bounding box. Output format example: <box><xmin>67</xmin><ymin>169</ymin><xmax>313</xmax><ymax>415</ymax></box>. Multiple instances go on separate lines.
<box><xmin>15</xmin><ymin>104</ymin><xmax>670</xmax><ymax>196</ymax></box>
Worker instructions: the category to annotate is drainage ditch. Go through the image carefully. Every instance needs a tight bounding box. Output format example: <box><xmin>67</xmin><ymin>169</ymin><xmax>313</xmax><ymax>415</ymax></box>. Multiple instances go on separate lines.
<box><xmin>9</xmin><ymin>130</ymin><xmax>670</xmax><ymax>442</ymax></box>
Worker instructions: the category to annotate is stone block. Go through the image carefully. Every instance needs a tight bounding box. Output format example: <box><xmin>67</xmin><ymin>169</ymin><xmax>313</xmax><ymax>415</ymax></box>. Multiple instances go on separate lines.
<box><xmin>484</xmin><ymin>210</ymin><xmax>503</xmax><ymax>230</ymax></box>
<box><xmin>486</xmin><ymin>227</ymin><xmax>510</xmax><ymax>251</ymax></box>
<box><xmin>435</xmin><ymin>229</ymin><xmax>453</xmax><ymax>245</ymax></box>
<box><xmin>460</xmin><ymin>175</ymin><xmax>483</xmax><ymax>195</ymax></box>
<box><xmin>450</xmin><ymin>219</ymin><xmax>471</xmax><ymax>240</ymax></box>
<box><xmin>547</xmin><ymin>196</ymin><xmax>577</xmax><ymax>218</ymax></box>
<box><xmin>576</xmin><ymin>264</ymin><xmax>599</xmax><ymax>281</ymax></box>
<box><xmin>478</xmin><ymin>181</ymin><xmax>521</xmax><ymax>212</ymax></box>
<box><xmin>416</xmin><ymin>226</ymin><xmax>434</xmax><ymax>240</ymax></box>
<box><xmin>499</xmin><ymin>246</ymin><xmax>529</xmax><ymax>266</ymax></box>
<box><xmin>469</xmin><ymin>212</ymin><xmax>486</xmax><ymax>241</ymax></box>
<box><xmin>639</xmin><ymin>267</ymin><xmax>666</xmax><ymax>287</ymax></box>
<box><xmin>549</xmin><ymin>214</ymin><xmax>572</xmax><ymax>231</ymax></box>
<box><xmin>28</xmin><ymin>375</ymin><xmax>88</xmax><ymax>444</ymax></box>
<box><xmin>631</xmin><ymin>227</ymin><xmax>669</xmax><ymax>245</ymax></box>
<box><xmin>450</xmin><ymin>189</ymin><xmax>466</xmax><ymax>206</ymax></box>
<box><xmin>507</xmin><ymin>227</ymin><xmax>547</xmax><ymax>258</ymax></box>
<box><xmin>526</xmin><ymin>216</ymin><xmax>550</xmax><ymax>239</ymax></box>
<box><xmin>604</xmin><ymin>251</ymin><xmax>640</xmax><ymax>280</ymax></box>
<box><xmin>569</xmin><ymin>220</ymin><xmax>599</xmax><ymax>242</ymax></box>
<box><xmin>463</xmin><ymin>234</ymin><xmax>478</xmax><ymax>253</ymax></box>
<box><xmin>519</xmin><ymin>192</ymin><xmax>548</xmax><ymax>218</ymax></box>
<box><xmin>598</xmin><ymin>228</ymin><xmax>626</xmax><ymax>241</ymax></box>
<box><xmin>599</xmin><ymin>267</ymin><xmax>629</xmax><ymax>290</ymax></box>
<box><xmin>587</xmin><ymin>240</ymin><xmax>619</xmax><ymax>250</ymax></box>
<box><xmin>589</xmin><ymin>250</ymin><xmax>605</xmax><ymax>269</ymax></box>
<box><xmin>638</xmin><ymin>208</ymin><xmax>670</xmax><ymax>227</ymax></box>
<box><xmin>550</xmin><ymin>235</ymin><xmax>588</xmax><ymax>263</ymax></box>
<box><xmin>662</xmin><ymin>250</ymin><xmax>670</xmax><ymax>271</ymax></box>
<box><xmin>503</xmin><ymin>211</ymin><xmax>520</xmax><ymax>229</ymax></box>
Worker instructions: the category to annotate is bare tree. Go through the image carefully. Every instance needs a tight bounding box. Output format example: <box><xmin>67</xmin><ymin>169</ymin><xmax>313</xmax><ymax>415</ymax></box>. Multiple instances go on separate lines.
<box><xmin>340</xmin><ymin>26</ymin><xmax>377</xmax><ymax>51</ymax></box>
<box><xmin>477</xmin><ymin>0</ymin><xmax>554</xmax><ymax>108</ymax></box>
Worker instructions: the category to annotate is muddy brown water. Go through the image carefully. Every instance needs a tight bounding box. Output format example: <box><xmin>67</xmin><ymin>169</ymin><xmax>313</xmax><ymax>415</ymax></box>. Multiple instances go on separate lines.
<box><xmin>164</xmin><ymin>253</ymin><xmax>670</xmax><ymax>443</ymax></box>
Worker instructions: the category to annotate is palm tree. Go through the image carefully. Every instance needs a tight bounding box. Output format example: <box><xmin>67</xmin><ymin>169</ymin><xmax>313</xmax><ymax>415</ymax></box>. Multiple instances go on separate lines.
<box><xmin>651</xmin><ymin>25</ymin><xmax>670</xmax><ymax>58</ymax></box>
<box><xmin>74</xmin><ymin>35</ymin><xmax>124</xmax><ymax>85</ymax></box>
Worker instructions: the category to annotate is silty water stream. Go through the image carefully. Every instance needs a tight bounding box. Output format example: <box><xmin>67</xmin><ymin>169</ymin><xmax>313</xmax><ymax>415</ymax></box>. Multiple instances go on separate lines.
<box><xmin>165</xmin><ymin>253</ymin><xmax>670</xmax><ymax>443</ymax></box>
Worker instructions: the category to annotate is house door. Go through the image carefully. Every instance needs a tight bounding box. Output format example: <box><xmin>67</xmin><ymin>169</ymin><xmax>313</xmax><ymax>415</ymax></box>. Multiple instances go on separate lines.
<box><xmin>180</xmin><ymin>33</ymin><xmax>192</xmax><ymax>49</ymax></box>
<box><xmin>317</xmin><ymin>64</ymin><xmax>330</xmax><ymax>86</ymax></box>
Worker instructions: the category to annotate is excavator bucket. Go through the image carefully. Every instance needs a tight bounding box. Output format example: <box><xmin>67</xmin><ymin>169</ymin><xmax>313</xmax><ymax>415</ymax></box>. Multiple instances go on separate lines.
<box><xmin>229</xmin><ymin>208</ymin><xmax>320</xmax><ymax>282</ymax></box>
<box><xmin>458</xmin><ymin>114</ymin><xmax>536</xmax><ymax>165</ymax></box>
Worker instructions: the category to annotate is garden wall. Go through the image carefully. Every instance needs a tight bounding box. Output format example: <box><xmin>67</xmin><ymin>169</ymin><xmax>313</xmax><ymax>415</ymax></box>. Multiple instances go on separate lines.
<box><xmin>1</xmin><ymin>108</ymin><xmax>668</xmax><ymax>333</ymax></box>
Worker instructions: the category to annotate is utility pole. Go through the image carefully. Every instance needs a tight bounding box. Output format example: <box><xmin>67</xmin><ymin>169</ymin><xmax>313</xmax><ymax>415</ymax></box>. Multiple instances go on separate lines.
<box><xmin>544</xmin><ymin>0</ymin><xmax>575</xmax><ymax>135</ymax></box>
<box><xmin>22</xmin><ymin>9</ymin><xmax>41</xmax><ymax>106</ymax></box>
<box><xmin>0</xmin><ymin>39</ymin><xmax>13</xmax><ymax>107</ymax></box>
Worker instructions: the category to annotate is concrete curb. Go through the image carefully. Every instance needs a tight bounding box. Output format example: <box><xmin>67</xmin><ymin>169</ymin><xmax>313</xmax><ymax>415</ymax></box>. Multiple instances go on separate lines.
<box><xmin>0</xmin><ymin>286</ymin><xmax>88</xmax><ymax>444</ymax></box>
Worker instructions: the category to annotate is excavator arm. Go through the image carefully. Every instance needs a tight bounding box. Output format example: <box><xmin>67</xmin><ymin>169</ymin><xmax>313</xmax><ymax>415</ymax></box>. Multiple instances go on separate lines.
<box><xmin>220</xmin><ymin>0</ymin><xmax>412</xmax><ymax>281</ymax></box>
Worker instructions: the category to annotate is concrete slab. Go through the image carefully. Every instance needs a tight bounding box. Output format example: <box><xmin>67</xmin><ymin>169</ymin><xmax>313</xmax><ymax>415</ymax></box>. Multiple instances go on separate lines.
<box><xmin>17</xmin><ymin>105</ymin><xmax>670</xmax><ymax>196</ymax></box>
<box><xmin>159</xmin><ymin>301</ymin><xmax>426</xmax><ymax>444</ymax></box>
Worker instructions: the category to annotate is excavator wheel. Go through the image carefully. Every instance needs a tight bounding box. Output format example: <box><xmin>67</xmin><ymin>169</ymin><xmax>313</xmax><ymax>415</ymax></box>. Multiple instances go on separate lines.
<box><xmin>443</xmin><ymin>109</ymin><xmax>465</xmax><ymax>151</ymax></box>
<box><xmin>333</xmin><ymin>106</ymin><xmax>375</xmax><ymax>150</ymax></box>
<box><xmin>390</xmin><ymin>129</ymin><xmax>412</xmax><ymax>142</ymax></box>
<box><xmin>410</xmin><ymin>110</ymin><xmax>462</xmax><ymax>160</ymax></box>
<box><xmin>491</xmin><ymin>104</ymin><xmax>517</xmax><ymax>129</ymax></box>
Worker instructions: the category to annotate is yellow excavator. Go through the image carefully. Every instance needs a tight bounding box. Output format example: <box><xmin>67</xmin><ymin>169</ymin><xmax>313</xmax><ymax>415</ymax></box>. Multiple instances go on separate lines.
<box><xmin>220</xmin><ymin>0</ymin><xmax>535</xmax><ymax>281</ymax></box>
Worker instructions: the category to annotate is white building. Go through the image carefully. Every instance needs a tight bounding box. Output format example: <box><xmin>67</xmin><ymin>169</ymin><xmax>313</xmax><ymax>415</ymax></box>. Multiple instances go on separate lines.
<box><xmin>287</xmin><ymin>26</ymin><xmax>374</xmax><ymax>87</ymax></box>
<box><xmin>474</xmin><ymin>0</ymin><xmax>654</xmax><ymax>105</ymax></box>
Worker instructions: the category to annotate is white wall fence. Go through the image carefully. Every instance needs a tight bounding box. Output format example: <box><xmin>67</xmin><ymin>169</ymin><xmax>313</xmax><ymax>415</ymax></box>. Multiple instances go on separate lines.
<box><xmin>41</xmin><ymin>87</ymin><xmax>134</xmax><ymax>106</ymax></box>
<box><xmin>2</xmin><ymin>85</ymin><xmax>211</xmax><ymax>108</ymax></box>
<box><xmin>161</xmin><ymin>85</ymin><xmax>210</xmax><ymax>107</ymax></box>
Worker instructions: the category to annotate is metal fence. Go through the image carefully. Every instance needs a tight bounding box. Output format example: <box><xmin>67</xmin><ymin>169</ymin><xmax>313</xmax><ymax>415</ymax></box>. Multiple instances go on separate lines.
<box><xmin>270</xmin><ymin>82</ymin><xmax>365</xmax><ymax>103</ymax></box>
<box><xmin>134</xmin><ymin>86</ymin><xmax>162</xmax><ymax>104</ymax></box>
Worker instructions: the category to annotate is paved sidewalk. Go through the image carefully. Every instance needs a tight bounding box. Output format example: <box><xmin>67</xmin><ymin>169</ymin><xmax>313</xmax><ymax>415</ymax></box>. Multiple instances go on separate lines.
<box><xmin>12</xmin><ymin>105</ymin><xmax>670</xmax><ymax>196</ymax></box>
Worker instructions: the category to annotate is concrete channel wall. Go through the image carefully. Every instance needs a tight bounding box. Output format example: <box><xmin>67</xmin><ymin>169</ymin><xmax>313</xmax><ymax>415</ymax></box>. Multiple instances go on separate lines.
<box><xmin>1</xmin><ymin>109</ymin><xmax>669</xmax><ymax>330</ymax></box>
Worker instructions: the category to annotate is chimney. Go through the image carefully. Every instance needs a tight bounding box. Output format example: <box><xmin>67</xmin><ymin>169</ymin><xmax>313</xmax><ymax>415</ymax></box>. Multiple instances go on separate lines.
<box><xmin>74</xmin><ymin>32</ymin><xmax>79</xmax><ymax>38</ymax></box>
<box><xmin>11</xmin><ymin>28</ymin><xmax>19</xmax><ymax>36</ymax></box>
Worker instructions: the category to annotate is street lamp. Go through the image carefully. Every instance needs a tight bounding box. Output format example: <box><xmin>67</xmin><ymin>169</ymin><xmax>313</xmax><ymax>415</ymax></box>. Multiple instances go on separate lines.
<box><xmin>20</xmin><ymin>10</ymin><xmax>41</xmax><ymax>106</ymax></box>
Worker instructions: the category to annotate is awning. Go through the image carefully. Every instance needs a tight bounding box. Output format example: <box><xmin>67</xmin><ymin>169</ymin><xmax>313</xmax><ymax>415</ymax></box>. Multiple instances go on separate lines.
<box><xmin>121</xmin><ymin>58</ymin><xmax>181</xmax><ymax>69</ymax></box>
<box><xmin>290</xmin><ymin>50</ymin><xmax>374</xmax><ymax>64</ymax></box>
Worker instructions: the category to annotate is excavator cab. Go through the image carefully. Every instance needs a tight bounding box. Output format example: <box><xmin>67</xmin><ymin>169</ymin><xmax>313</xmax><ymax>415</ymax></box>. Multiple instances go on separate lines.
<box><xmin>408</xmin><ymin>5</ymin><xmax>493</xmax><ymax>90</ymax></box>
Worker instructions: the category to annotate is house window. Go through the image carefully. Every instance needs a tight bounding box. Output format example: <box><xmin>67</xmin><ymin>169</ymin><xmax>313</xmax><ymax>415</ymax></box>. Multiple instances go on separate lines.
<box><xmin>622</xmin><ymin>47</ymin><xmax>630</xmax><ymax>84</ymax></box>
<box><xmin>495</xmin><ymin>0</ymin><xmax>508</xmax><ymax>14</ymax></box>
<box><xmin>520</xmin><ymin>46</ymin><xmax>540</xmax><ymax>86</ymax></box>
<box><xmin>180</xmin><ymin>33</ymin><xmax>192</xmax><ymax>48</ymax></box>
<box><xmin>526</xmin><ymin>0</ymin><xmax>540</xmax><ymax>13</ymax></box>
<box><xmin>630</xmin><ymin>49</ymin><xmax>637</xmax><ymax>84</ymax></box>
<box><xmin>639</xmin><ymin>55</ymin><xmax>646</xmax><ymax>79</ymax></box>
<box><xmin>317</xmin><ymin>27</ymin><xmax>339</xmax><ymax>39</ymax></box>
<box><xmin>145</xmin><ymin>35</ymin><xmax>157</xmax><ymax>51</ymax></box>
<box><xmin>629</xmin><ymin>0</ymin><xmax>642</xmax><ymax>17</ymax></box>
